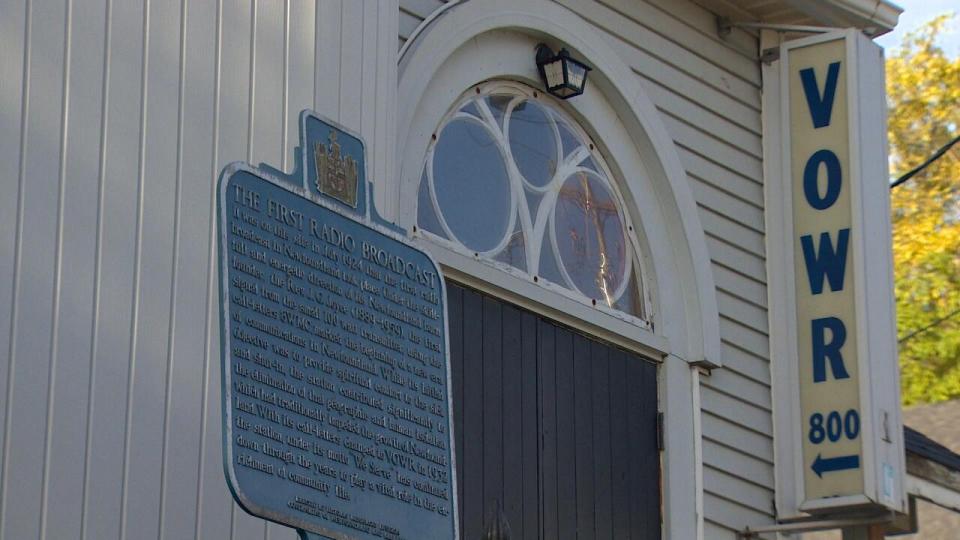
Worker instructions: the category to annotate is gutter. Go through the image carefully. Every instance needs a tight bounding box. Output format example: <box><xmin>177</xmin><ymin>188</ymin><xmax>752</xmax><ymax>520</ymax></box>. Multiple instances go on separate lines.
<box><xmin>825</xmin><ymin>0</ymin><xmax>903</xmax><ymax>35</ymax></box>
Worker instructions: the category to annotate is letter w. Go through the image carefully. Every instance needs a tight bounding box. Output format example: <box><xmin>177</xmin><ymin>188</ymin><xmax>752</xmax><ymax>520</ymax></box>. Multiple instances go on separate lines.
<box><xmin>799</xmin><ymin>62</ymin><xmax>840</xmax><ymax>128</ymax></box>
<box><xmin>801</xmin><ymin>229</ymin><xmax>849</xmax><ymax>295</ymax></box>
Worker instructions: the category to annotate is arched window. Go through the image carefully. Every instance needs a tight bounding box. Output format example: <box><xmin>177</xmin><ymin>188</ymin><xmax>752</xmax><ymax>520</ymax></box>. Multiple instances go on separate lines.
<box><xmin>415</xmin><ymin>82</ymin><xmax>649</xmax><ymax>323</ymax></box>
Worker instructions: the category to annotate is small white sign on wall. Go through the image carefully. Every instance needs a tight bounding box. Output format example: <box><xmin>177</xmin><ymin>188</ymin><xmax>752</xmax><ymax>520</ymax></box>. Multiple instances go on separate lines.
<box><xmin>768</xmin><ymin>30</ymin><xmax>906</xmax><ymax>516</ymax></box>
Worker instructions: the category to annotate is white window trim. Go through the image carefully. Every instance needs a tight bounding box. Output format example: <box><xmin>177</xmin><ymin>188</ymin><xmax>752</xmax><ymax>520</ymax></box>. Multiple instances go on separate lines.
<box><xmin>393</xmin><ymin>1</ymin><xmax>725</xmax><ymax>538</ymax></box>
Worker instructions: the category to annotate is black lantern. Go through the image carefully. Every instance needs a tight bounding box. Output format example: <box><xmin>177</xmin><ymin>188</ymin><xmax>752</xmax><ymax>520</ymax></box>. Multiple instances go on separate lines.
<box><xmin>535</xmin><ymin>44</ymin><xmax>592</xmax><ymax>99</ymax></box>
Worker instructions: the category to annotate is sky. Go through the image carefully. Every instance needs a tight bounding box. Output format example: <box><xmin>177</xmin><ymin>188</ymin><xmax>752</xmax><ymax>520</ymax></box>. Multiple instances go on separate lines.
<box><xmin>874</xmin><ymin>0</ymin><xmax>959</xmax><ymax>57</ymax></box>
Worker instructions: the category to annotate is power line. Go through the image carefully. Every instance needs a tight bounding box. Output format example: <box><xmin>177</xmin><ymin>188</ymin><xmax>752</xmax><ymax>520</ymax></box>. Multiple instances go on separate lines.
<box><xmin>889</xmin><ymin>134</ymin><xmax>960</xmax><ymax>189</ymax></box>
<box><xmin>898</xmin><ymin>306</ymin><xmax>960</xmax><ymax>344</ymax></box>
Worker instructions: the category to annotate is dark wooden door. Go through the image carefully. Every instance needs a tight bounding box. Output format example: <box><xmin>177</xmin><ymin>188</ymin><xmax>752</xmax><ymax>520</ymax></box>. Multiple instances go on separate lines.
<box><xmin>447</xmin><ymin>282</ymin><xmax>661</xmax><ymax>540</ymax></box>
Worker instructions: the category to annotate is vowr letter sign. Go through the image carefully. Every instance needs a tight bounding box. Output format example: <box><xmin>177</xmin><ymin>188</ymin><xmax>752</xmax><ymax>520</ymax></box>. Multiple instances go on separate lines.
<box><xmin>773</xmin><ymin>31</ymin><xmax>906</xmax><ymax>515</ymax></box>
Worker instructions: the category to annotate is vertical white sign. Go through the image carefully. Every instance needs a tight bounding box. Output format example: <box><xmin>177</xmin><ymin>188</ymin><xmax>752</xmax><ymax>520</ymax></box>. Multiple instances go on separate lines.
<box><xmin>769</xmin><ymin>30</ymin><xmax>906</xmax><ymax>516</ymax></box>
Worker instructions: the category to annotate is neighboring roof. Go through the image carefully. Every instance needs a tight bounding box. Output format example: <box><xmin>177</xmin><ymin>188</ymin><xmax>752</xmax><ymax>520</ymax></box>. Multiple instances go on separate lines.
<box><xmin>905</xmin><ymin>425</ymin><xmax>960</xmax><ymax>474</ymax></box>
<box><xmin>904</xmin><ymin>399</ymin><xmax>960</xmax><ymax>456</ymax></box>
<box><xmin>904</xmin><ymin>399</ymin><xmax>960</xmax><ymax>481</ymax></box>
<box><xmin>693</xmin><ymin>0</ymin><xmax>902</xmax><ymax>36</ymax></box>
<box><xmin>901</xmin><ymin>400</ymin><xmax>960</xmax><ymax>538</ymax></box>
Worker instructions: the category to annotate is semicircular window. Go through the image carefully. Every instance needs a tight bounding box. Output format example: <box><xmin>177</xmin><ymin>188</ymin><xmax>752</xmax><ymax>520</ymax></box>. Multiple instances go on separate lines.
<box><xmin>417</xmin><ymin>82</ymin><xmax>649</xmax><ymax>322</ymax></box>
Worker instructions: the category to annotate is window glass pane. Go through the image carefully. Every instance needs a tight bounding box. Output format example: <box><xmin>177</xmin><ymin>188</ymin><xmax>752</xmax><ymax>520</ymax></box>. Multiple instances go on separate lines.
<box><xmin>417</xmin><ymin>83</ymin><xmax>647</xmax><ymax>322</ymax></box>
<box><xmin>507</xmin><ymin>100</ymin><xmax>557</xmax><ymax>188</ymax></box>
<box><xmin>556</xmin><ymin>118</ymin><xmax>582</xmax><ymax>160</ymax></box>
<box><xmin>486</xmin><ymin>95</ymin><xmax>511</xmax><ymax>128</ymax></box>
<box><xmin>554</xmin><ymin>172</ymin><xmax>629</xmax><ymax>307</ymax></box>
<box><xmin>538</xmin><ymin>240</ymin><xmax>565</xmax><ymax>287</ymax></box>
<box><xmin>494</xmin><ymin>221</ymin><xmax>527</xmax><ymax>272</ymax></box>
<box><xmin>417</xmin><ymin>169</ymin><xmax>447</xmax><ymax>239</ymax></box>
<box><xmin>432</xmin><ymin>119</ymin><xmax>511</xmax><ymax>253</ymax></box>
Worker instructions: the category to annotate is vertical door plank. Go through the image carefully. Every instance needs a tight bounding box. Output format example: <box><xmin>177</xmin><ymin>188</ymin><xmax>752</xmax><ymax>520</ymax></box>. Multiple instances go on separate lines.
<box><xmin>573</xmin><ymin>334</ymin><xmax>594</xmax><ymax>540</ymax></box>
<box><xmin>639</xmin><ymin>359</ymin><xmax>661</xmax><ymax>539</ymax></box>
<box><xmin>461</xmin><ymin>287</ymin><xmax>484</xmax><ymax>539</ymax></box>
<box><xmin>501</xmin><ymin>304</ymin><xmax>524</xmax><ymax>536</ymax></box>
<box><xmin>608</xmin><ymin>350</ymin><xmax>631</xmax><ymax>538</ymax></box>
<box><xmin>446</xmin><ymin>282</ymin><xmax>659</xmax><ymax>540</ymax></box>
<box><xmin>627</xmin><ymin>354</ymin><xmax>661</xmax><ymax>538</ymax></box>
<box><xmin>555</xmin><ymin>327</ymin><xmax>576</xmax><ymax>540</ymax></box>
<box><xmin>538</xmin><ymin>319</ymin><xmax>558</xmax><ymax>540</ymax></box>
<box><xmin>591</xmin><ymin>341</ymin><xmax>612</xmax><ymax>539</ymax></box>
<box><xmin>520</xmin><ymin>311</ymin><xmax>539</xmax><ymax>540</ymax></box>
<box><xmin>481</xmin><ymin>296</ymin><xmax>503</xmax><ymax>529</ymax></box>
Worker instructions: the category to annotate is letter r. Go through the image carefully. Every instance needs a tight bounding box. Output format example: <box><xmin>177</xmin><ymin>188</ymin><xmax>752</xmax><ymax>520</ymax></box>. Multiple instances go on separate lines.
<box><xmin>811</xmin><ymin>317</ymin><xmax>850</xmax><ymax>382</ymax></box>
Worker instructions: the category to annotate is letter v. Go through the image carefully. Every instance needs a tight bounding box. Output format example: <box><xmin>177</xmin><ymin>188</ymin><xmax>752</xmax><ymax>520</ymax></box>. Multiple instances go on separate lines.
<box><xmin>799</xmin><ymin>62</ymin><xmax>840</xmax><ymax>128</ymax></box>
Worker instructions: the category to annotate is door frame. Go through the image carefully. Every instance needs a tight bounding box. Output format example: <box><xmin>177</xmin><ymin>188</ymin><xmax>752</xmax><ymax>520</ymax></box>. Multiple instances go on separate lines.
<box><xmin>392</xmin><ymin>2</ymin><xmax>724</xmax><ymax>537</ymax></box>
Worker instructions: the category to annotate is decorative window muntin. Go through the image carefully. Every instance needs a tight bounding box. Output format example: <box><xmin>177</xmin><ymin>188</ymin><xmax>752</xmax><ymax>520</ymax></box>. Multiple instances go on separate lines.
<box><xmin>416</xmin><ymin>82</ymin><xmax>650</xmax><ymax>324</ymax></box>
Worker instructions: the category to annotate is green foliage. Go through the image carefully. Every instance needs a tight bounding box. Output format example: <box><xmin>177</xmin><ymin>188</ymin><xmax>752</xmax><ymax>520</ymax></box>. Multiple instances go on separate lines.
<box><xmin>887</xmin><ymin>14</ymin><xmax>960</xmax><ymax>405</ymax></box>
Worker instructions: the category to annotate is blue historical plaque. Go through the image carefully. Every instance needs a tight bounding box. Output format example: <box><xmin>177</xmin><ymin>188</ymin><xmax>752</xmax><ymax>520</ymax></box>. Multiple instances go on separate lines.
<box><xmin>218</xmin><ymin>112</ymin><xmax>458</xmax><ymax>540</ymax></box>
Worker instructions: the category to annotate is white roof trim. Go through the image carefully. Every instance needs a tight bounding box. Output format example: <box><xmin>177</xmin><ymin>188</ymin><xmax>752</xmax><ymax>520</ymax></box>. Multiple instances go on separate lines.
<box><xmin>907</xmin><ymin>474</ymin><xmax>960</xmax><ymax>514</ymax></box>
<box><xmin>827</xmin><ymin>0</ymin><xmax>903</xmax><ymax>32</ymax></box>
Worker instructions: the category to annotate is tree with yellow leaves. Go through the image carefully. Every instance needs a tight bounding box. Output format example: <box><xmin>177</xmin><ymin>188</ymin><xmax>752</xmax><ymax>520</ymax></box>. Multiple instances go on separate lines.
<box><xmin>887</xmin><ymin>14</ymin><xmax>960</xmax><ymax>405</ymax></box>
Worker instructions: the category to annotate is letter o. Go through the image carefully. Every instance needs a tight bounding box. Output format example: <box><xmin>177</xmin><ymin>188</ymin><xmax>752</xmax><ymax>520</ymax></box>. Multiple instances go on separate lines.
<box><xmin>803</xmin><ymin>149</ymin><xmax>842</xmax><ymax>210</ymax></box>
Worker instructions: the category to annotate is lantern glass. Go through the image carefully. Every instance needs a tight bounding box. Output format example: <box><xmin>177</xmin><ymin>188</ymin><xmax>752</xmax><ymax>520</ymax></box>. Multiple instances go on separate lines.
<box><xmin>536</xmin><ymin>45</ymin><xmax>591</xmax><ymax>99</ymax></box>
<box><xmin>543</xmin><ymin>59</ymin><xmax>565</xmax><ymax>89</ymax></box>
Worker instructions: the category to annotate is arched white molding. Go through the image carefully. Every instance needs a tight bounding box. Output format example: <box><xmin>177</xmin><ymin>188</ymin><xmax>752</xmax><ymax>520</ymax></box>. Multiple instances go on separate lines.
<box><xmin>395</xmin><ymin>0</ymin><xmax>721</xmax><ymax>371</ymax></box>
<box><xmin>395</xmin><ymin>3</ymin><xmax>721</xmax><ymax>538</ymax></box>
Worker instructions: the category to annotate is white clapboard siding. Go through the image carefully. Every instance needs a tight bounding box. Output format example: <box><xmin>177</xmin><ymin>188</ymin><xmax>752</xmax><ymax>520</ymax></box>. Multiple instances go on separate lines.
<box><xmin>398</xmin><ymin>0</ymin><xmax>446</xmax><ymax>49</ymax></box>
<box><xmin>556</xmin><ymin>0</ymin><xmax>776</xmax><ymax>535</ymax></box>
<box><xmin>0</xmin><ymin>1</ymin><xmax>397</xmax><ymax>539</ymax></box>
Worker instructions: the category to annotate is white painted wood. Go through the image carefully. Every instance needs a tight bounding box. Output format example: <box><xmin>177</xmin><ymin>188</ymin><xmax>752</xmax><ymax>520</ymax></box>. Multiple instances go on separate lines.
<box><xmin>701</xmin><ymin>385</ymin><xmax>773</xmax><ymax>433</ymax></box>
<box><xmin>713</xmin><ymin>263</ymin><xmax>768</xmax><ymax>309</ymax></box>
<box><xmin>396</xmin><ymin>0</ymin><xmax>723</xmax><ymax>369</ymax></box>
<box><xmin>395</xmin><ymin>2</ymin><xmax>736</xmax><ymax>536</ymax></box>
<box><xmin>646</xmin><ymin>87</ymin><xmax>763</xmax><ymax>153</ymax></box>
<box><xmin>704</xmin><ymin>492</ymin><xmax>776</xmax><ymax>532</ymax></box>
<box><xmin>705</xmin><ymin>519</ymin><xmax>741</xmax><ymax>540</ymax></box>
<box><xmin>704</xmin><ymin>466</ymin><xmax>775</xmax><ymax>515</ymax></box>
<box><xmin>706</xmin><ymin>235</ymin><xmax>767</xmax><ymax>281</ymax></box>
<box><xmin>0</xmin><ymin>1</ymin><xmax>28</xmax><ymax>526</ymax></box>
<box><xmin>556</xmin><ymin>0</ymin><xmax>761</xmax><ymax>95</ymax></box>
<box><xmin>2</xmin><ymin>1</ymin><xmax>67</xmax><ymax>538</ymax></box>
<box><xmin>81</xmin><ymin>0</ymin><xmax>149</xmax><ymax>536</ymax></box>
<box><xmin>703</xmin><ymin>411</ymin><xmax>774</xmax><ymax>463</ymax></box>
<box><xmin>0</xmin><ymin>1</ymin><xmax>397</xmax><ymax>538</ymax></box>
<box><xmin>42</xmin><ymin>1</ymin><xmax>107</xmax><ymax>537</ymax></box>
<box><xmin>704</xmin><ymin>369</ymin><xmax>772</xmax><ymax>411</ymax></box>
<box><xmin>594</xmin><ymin>0</ymin><xmax>759</xmax><ymax>82</ymax></box>
<box><xmin>0</xmin><ymin>0</ymin><xmax>782</xmax><ymax>534</ymax></box>
<box><xmin>680</xmin><ymin>147</ymin><xmax>764</xmax><ymax>206</ymax></box>
<box><xmin>693</xmin><ymin>180</ymin><xmax>766</xmax><ymax>233</ymax></box>
<box><xmin>659</xmin><ymin>113</ymin><xmax>764</xmax><ymax>176</ymax></box>
<box><xmin>699</xmin><ymin>208</ymin><xmax>766</xmax><ymax>257</ymax></box>
<box><xmin>704</xmin><ymin>439</ymin><xmax>775</xmax><ymax>487</ymax></box>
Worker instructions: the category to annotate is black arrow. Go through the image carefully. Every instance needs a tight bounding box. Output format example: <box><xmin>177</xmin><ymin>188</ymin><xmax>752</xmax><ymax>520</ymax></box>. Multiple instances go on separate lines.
<box><xmin>812</xmin><ymin>453</ymin><xmax>860</xmax><ymax>478</ymax></box>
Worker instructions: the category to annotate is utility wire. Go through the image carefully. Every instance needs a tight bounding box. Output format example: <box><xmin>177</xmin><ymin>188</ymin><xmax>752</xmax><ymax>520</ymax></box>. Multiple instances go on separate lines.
<box><xmin>890</xmin><ymin>134</ymin><xmax>960</xmax><ymax>189</ymax></box>
<box><xmin>898</xmin><ymin>306</ymin><xmax>960</xmax><ymax>344</ymax></box>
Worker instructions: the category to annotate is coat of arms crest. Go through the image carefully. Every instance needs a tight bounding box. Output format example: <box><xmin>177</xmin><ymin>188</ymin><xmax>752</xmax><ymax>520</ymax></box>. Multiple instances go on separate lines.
<box><xmin>314</xmin><ymin>131</ymin><xmax>359</xmax><ymax>207</ymax></box>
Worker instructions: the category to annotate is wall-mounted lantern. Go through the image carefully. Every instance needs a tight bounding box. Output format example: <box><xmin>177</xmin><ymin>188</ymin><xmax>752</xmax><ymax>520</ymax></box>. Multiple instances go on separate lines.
<box><xmin>535</xmin><ymin>44</ymin><xmax>592</xmax><ymax>99</ymax></box>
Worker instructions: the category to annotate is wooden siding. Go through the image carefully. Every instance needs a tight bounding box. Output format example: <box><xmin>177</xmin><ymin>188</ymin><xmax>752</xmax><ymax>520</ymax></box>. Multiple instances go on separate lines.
<box><xmin>447</xmin><ymin>282</ymin><xmax>661</xmax><ymax>540</ymax></box>
<box><xmin>398</xmin><ymin>0</ymin><xmax>447</xmax><ymax>50</ymax></box>
<box><xmin>0</xmin><ymin>1</ymin><xmax>397</xmax><ymax>538</ymax></box>
<box><xmin>550</xmin><ymin>0</ymin><xmax>775</xmax><ymax>537</ymax></box>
